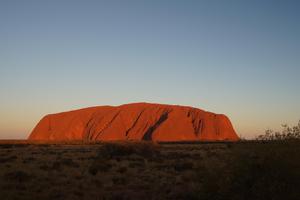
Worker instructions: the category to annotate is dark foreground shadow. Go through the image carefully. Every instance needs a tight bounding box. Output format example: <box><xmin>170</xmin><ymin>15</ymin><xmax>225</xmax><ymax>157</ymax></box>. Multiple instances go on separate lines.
<box><xmin>0</xmin><ymin>140</ymin><xmax>299</xmax><ymax>200</ymax></box>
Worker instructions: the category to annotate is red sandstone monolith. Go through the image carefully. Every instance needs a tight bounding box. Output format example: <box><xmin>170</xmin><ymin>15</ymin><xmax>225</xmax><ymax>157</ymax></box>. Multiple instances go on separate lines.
<box><xmin>28</xmin><ymin>103</ymin><xmax>239</xmax><ymax>141</ymax></box>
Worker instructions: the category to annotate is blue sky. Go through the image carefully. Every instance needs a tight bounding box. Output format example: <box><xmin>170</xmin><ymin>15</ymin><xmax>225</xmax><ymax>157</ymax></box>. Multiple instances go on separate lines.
<box><xmin>0</xmin><ymin>0</ymin><xmax>299</xmax><ymax>139</ymax></box>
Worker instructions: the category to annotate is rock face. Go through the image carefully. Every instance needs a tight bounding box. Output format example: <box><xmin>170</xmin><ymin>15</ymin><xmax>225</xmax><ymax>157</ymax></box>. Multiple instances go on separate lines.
<box><xmin>28</xmin><ymin>103</ymin><xmax>239</xmax><ymax>141</ymax></box>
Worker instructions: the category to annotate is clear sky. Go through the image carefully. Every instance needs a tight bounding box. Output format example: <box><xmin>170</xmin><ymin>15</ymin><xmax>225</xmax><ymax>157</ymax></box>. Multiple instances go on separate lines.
<box><xmin>0</xmin><ymin>0</ymin><xmax>299</xmax><ymax>139</ymax></box>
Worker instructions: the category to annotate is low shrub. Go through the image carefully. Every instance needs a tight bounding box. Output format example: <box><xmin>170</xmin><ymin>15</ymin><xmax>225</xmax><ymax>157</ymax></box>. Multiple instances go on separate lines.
<box><xmin>88</xmin><ymin>161</ymin><xmax>112</xmax><ymax>175</ymax></box>
<box><xmin>4</xmin><ymin>170</ymin><xmax>32</xmax><ymax>182</ymax></box>
<box><xmin>98</xmin><ymin>142</ymin><xmax>160</xmax><ymax>159</ymax></box>
<box><xmin>0</xmin><ymin>155</ymin><xmax>17</xmax><ymax>163</ymax></box>
<box><xmin>174</xmin><ymin>161</ymin><xmax>194</xmax><ymax>172</ymax></box>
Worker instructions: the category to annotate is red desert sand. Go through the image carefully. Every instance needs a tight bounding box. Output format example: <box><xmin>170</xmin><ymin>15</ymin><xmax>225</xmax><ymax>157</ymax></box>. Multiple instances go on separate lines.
<box><xmin>28</xmin><ymin>103</ymin><xmax>239</xmax><ymax>141</ymax></box>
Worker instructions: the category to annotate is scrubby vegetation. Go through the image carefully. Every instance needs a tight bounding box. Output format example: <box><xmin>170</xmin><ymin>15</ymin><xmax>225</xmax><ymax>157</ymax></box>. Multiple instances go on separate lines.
<box><xmin>0</xmin><ymin>140</ymin><xmax>299</xmax><ymax>200</ymax></box>
<box><xmin>194</xmin><ymin>142</ymin><xmax>300</xmax><ymax>200</ymax></box>
<box><xmin>257</xmin><ymin>120</ymin><xmax>300</xmax><ymax>141</ymax></box>
<box><xmin>97</xmin><ymin>142</ymin><xmax>160</xmax><ymax>159</ymax></box>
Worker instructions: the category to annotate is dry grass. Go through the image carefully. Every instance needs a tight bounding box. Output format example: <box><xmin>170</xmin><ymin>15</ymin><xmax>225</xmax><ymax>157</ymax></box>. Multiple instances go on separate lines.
<box><xmin>0</xmin><ymin>140</ymin><xmax>299</xmax><ymax>200</ymax></box>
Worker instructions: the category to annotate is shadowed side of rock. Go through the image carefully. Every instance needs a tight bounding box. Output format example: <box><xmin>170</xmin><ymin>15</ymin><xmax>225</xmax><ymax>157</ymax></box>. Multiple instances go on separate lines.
<box><xmin>28</xmin><ymin>103</ymin><xmax>239</xmax><ymax>141</ymax></box>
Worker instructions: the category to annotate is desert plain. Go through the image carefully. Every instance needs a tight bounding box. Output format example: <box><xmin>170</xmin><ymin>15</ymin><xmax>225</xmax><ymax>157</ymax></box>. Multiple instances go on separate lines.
<box><xmin>0</xmin><ymin>140</ymin><xmax>299</xmax><ymax>200</ymax></box>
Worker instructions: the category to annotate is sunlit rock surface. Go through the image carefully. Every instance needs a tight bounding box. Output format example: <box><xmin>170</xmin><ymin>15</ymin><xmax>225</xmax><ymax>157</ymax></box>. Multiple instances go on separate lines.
<box><xmin>28</xmin><ymin>103</ymin><xmax>239</xmax><ymax>141</ymax></box>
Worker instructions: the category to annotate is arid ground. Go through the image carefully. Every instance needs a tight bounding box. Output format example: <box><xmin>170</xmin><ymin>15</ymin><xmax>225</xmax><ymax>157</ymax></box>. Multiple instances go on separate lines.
<box><xmin>0</xmin><ymin>141</ymin><xmax>299</xmax><ymax>200</ymax></box>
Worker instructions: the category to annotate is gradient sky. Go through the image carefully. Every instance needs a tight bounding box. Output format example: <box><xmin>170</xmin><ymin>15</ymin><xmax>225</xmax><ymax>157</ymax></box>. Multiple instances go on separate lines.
<box><xmin>1</xmin><ymin>0</ymin><xmax>299</xmax><ymax>139</ymax></box>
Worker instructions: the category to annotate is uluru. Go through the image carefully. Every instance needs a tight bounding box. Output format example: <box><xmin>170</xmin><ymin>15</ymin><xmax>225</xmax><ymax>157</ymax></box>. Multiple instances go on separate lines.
<box><xmin>28</xmin><ymin>103</ymin><xmax>239</xmax><ymax>141</ymax></box>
